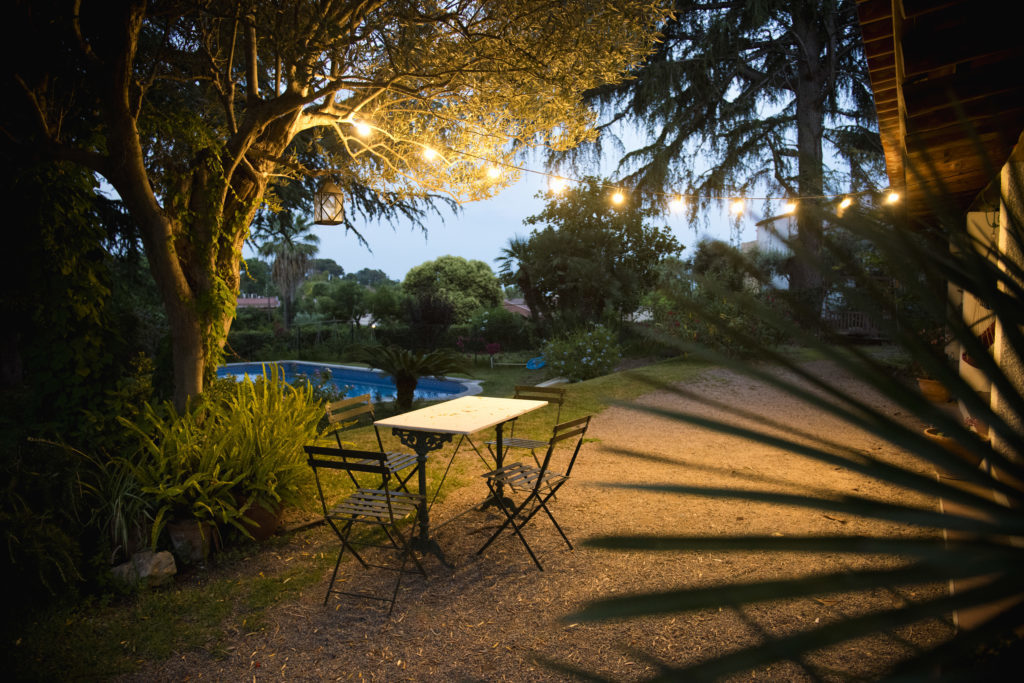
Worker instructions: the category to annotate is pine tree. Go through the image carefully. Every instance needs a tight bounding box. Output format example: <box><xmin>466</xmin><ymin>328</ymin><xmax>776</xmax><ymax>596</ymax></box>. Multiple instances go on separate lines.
<box><xmin>581</xmin><ymin>0</ymin><xmax>883</xmax><ymax>320</ymax></box>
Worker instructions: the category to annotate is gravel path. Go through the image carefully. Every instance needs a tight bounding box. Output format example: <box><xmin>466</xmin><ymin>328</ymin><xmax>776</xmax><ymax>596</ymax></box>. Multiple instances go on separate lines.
<box><xmin>128</xmin><ymin>360</ymin><xmax>954</xmax><ymax>681</ymax></box>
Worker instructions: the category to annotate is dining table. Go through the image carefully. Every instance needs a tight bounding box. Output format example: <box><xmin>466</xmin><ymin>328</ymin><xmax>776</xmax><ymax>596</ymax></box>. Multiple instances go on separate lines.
<box><xmin>374</xmin><ymin>395</ymin><xmax>548</xmax><ymax>563</ymax></box>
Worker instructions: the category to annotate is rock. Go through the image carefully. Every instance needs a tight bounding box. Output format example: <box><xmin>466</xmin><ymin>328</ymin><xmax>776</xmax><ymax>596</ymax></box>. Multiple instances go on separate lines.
<box><xmin>111</xmin><ymin>559</ymin><xmax>138</xmax><ymax>587</ymax></box>
<box><xmin>132</xmin><ymin>550</ymin><xmax>177</xmax><ymax>588</ymax></box>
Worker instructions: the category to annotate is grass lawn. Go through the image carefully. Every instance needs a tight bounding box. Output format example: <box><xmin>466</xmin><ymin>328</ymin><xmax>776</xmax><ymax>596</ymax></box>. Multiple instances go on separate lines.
<box><xmin>4</xmin><ymin>354</ymin><xmax>713</xmax><ymax>679</ymax></box>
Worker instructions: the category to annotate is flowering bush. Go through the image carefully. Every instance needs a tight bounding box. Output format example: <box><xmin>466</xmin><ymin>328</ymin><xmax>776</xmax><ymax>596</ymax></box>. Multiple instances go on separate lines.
<box><xmin>542</xmin><ymin>325</ymin><xmax>621</xmax><ymax>381</ymax></box>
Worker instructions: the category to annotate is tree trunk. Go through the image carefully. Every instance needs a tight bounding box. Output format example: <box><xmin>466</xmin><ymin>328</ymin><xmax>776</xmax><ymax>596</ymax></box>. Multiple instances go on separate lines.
<box><xmin>788</xmin><ymin>8</ymin><xmax>828</xmax><ymax>325</ymax></box>
<box><xmin>395</xmin><ymin>377</ymin><xmax>417</xmax><ymax>412</ymax></box>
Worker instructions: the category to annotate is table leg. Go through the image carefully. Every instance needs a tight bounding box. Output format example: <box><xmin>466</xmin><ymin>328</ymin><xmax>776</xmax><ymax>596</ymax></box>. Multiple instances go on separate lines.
<box><xmin>480</xmin><ymin>421</ymin><xmax>515</xmax><ymax>510</ymax></box>
<box><xmin>391</xmin><ymin>428</ymin><xmax>453</xmax><ymax>567</ymax></box>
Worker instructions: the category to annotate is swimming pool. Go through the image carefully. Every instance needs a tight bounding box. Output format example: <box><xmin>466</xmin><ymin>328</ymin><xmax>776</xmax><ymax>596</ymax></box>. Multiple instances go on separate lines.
<box><xmin>217</xmin><ymin>361</ymin><xmax>480</xmax><ymax>403</ymax></box>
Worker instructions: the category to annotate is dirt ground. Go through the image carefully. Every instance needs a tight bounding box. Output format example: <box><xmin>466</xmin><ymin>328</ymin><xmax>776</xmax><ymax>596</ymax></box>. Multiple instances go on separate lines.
<box><xmin>127</xmin><ymin>359</ymin><xmax>955</xmax><ymax>681</ymax></box>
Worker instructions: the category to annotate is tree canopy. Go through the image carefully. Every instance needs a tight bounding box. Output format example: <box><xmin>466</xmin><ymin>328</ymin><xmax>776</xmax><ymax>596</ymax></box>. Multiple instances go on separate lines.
<box><xmin>499</xmin><ymin>176</ymin><xmax>682</xmax><ymax>329</ymax></box>
<box><xmin>577</xmin><ymin>0</ymin><xmax>882</xmax><ymax>319</ymax></box>
<box><xmin>5</xmin><ymin>0</ymin><xmax>669</xmax><ymax>408</ymax></box>
<box><xmin>403</xmin><ymin>256</ymin><xmax>503</xmax><ymax>323</ymax></box>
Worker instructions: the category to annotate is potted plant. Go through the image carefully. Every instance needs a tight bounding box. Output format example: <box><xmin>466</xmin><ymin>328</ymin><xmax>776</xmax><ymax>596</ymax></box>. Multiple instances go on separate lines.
<box><xmin>120</xmin><ymin>400</ymin><xmax>247</xmax><ymax>563</ymax></box>
<box><xmin>909</xmin><ymin>325</ymin><xmax>957</xmax><ymax>402</ymax></box>
<box><xmin>216</xmin><ymin>368</ymin><xmax>322</xmax><ymax>541</ymax></box>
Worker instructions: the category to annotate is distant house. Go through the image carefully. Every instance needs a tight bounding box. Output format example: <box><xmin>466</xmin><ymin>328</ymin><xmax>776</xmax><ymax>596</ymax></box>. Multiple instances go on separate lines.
<box><xmin>502</xmin><ymin>298</ymin><xmax>532</xmax><ymax>318</ymax></box>
<box><xmin>236</xmin><ymin>295</ymin><xmax>279</xmax><ymax>309</ymax></box>
<box><xmin>743</xmin><ymin>211</ymin><xmax>798</xmax><ymax>290</ymax></box>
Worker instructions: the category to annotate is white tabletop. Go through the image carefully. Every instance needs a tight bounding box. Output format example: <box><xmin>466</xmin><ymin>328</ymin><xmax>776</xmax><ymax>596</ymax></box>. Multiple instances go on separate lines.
<box><xmin>374</xmin><ymin>396</ymin><xmax>547</xmax><ymax>435</ymax></box>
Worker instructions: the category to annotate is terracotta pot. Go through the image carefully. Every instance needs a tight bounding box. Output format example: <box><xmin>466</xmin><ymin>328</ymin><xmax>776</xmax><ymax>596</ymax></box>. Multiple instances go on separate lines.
<box><xmin>924</xmin><ymin>427</ymin><xmax>983</xmax><ymax>470</ymax></box>
<box><xmin>917</xmin><ymin>378</ymin><xmax>950</xmax><ymax>403</ymax></box>
<box><xmin>243</xmin><ymin>503</ymin><xmax>283</xmax><ymax>542</ymax></box>
<box><xmin>167</xmin><ymin>519</ymin><xmax>217</xmax><ymax>564</ymax></box>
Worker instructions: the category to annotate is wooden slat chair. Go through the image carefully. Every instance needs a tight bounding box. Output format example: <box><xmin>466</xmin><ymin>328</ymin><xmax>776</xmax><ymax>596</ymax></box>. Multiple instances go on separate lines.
<box><xmin>304</xmin><ymin>445</ymin><xmax>426</xmax><ymax>614</ymax></box>
<box><xmin>485</xmin><ymin>385</ymin><xmax>566</xmax><ymax>468</ymax></box>
<box><xmin>324</xmin><ymin>394</ymin><xmax>420</xmax><ymax>494</ymax></box>
<box><xmin>477</xmin><ymin>415</ymin><xmax>591</xmax><ymax>570</ymax></box>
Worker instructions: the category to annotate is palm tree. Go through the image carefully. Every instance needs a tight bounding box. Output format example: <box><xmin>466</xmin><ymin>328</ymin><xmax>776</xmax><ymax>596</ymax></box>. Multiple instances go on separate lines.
<box><xmin>347</xmin><ymin>345</ymin><xmax>468</xmax><ymax>412</ymax></box>
<box><xmin>563</xmin><ymin>191</ymin><xmax>1024</xmax><ymax>678</ymax></box>
<box><xmin>496</xmin><ymin>236</ymin><xmax>547</xmax><ymax>329</ymax></box>
<box><xmin>255</xmin><ymin>213</ymin><xmax>319</xmax><ymax>328</ymax></box>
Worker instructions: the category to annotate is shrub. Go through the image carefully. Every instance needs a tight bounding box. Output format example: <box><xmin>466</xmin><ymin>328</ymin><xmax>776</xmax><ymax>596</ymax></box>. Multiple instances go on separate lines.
<box><xmin>542</xmin><ymin>325</ymin><xmax>621</xmax><ymax>382</ymax></box>
<box><xmin>118</xmin><ymin>366</ymin><xmax>323</xmax><ymax>548</ymax></box>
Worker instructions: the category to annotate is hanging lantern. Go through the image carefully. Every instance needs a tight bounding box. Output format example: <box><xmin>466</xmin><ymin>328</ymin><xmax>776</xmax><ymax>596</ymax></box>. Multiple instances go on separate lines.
<box><xmin>313</xmin><ymin>181</ymin><xmax>345</xmax><ymax>225</ymax></box>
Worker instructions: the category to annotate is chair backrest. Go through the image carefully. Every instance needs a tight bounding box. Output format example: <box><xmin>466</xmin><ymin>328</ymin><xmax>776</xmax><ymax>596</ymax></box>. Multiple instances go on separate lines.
<box><xmin>513</xmin><ymin>385</ymin><xmax>566</xmax><ymax>424</ymax></box>
<box><xmin>537</xmin><ymin>415</ymin><xmax>591</xmax><ymax>481</ymax></box>
<box><xmin>304</xmin><ymin>444</ymin><xmax>398</xmax><ymax>517</ymax></box>
<box><xmin>324</xmin><ymin>394</ymin><xmax>385</xmax><ymax>450</ymax></box>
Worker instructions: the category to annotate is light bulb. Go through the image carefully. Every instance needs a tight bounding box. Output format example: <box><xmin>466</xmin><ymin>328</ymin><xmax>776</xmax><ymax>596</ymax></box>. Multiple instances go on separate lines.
<box><xmin>730</xmin><ymin>199</ymin><xmax>744</xmax><ymax>215</ymax></box>
<box><xmin>611</xmin><ymin>190</ymin><xmax>625</xmax><ymax>205</ymax></box>
<box><xmin>422</xmin><ymin>147</ymin><xmax>437</xmax><ymax>161</ymax></box>
<box><xmin>549</xmin><ymin>177</ymin><xmax>567</xmax><ymax>194</ymax></box>
<box><xmin>353</xmin><ymin>121</ymin><xmax>372</xmax><ymax>137</ymax></box>
<box><xmin>782</xmin><ymin>201</ymin><xmax>797</xmax><ymax>214</ymax></box>
<box><xmin>669</xmin><ymin>196</ymin><xmax>686</xmax><ymax>212</ymax></box>
<box><xmin>886</xmin><ymin>191</ymin><xmax>900</xmax><ymax>204</ymax></box>
<box><xmin>487</xmin><ymin>166</ymin><xmax>502</xmax><ymax>180</ymax></box>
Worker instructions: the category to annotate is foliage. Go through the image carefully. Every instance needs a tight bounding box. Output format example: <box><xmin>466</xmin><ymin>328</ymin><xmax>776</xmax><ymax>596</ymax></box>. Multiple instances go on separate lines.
<box><xmin>403</xmin><ymin>256</ymin><xmax>504</xmax><ymax>323</ymax></box>
<box><xmin>239</xmin><ymin>259</ymin><xmax>275</xmax><ymax>297</ymax></box>
<box><xmin>580</xmin><ymin>0</ymin><xmax>881</xmax><ymax>318</ymax></box>
<box><xmin>565</xmin><ymin>185</ymin><xmax>1024</xmax><ymax>677</ymax></box>
<box><xmin>6</xmin><ymin>0</ymin><xmax>669</xmax><ymax>408</ymax></box>
<box><xmin>0</xmin><ymin>439</ymin><xmax>84</xmax><ymax>602</ymax></box>
<box><xmin>308</xmin><ymin>278</ymin><xmax>368</xmax><ymax>326</ymax></box>
<box><xmin>345</xmin><ymin>268</ymin><xmax>393</xmax><ymax>288</ymax></box>
<box><xmin>460</xmin><ymin>306</ymin><xmax>535</xmax><ymax>353</ymax></box>
<box><xmin>404</xmin><ymin>293</ymin><xmax>458</xmax><ymax>350</ymax></box>
<box><xmin>502</xmin><ymin>177</ymin><xmax>682</xmax><ymax>331</ymax></box>
<box><xmin>347</xmin><ymin>345</ymin><xmax>469</xmax><ymax>412</ymax></box>
<box><xmin>364</xmin><ymin>282</ymin><xmax>410</xmax><ymax>325</ymax></box>
<box><xmin>643</xmin><ymin>243</ymin><xmax>791</xmax><ymax>356</ymax></box>
<box><xmin>542</xmin><ymin>326</ymin><xmax>621</xmax><ymax>382</ymax></box>
<box><xmin>118</xmin><ymin>367</ymin><xmax>322</xmax><ymax>547</ymax></box>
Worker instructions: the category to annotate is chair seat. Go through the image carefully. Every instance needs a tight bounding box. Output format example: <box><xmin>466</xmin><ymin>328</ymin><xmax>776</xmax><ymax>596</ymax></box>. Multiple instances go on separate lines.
<box><xmin>485</xmin><ymin>436</ymin><xmax>547</xmax><ymax>450</ymax></box>
<box><xmin>363</xmin><ymin>450</ymin><xmax>419</xmax><ymax>473</ymax></box>
<box><xmin>328</xmin><ymin>489</ymin><xmax>422</xmax><ymax>523</ymax></box>
<box><xmin>484</xmin><ymin>462</ymin><xmax>566</xmax><ymax>492</ymax></box>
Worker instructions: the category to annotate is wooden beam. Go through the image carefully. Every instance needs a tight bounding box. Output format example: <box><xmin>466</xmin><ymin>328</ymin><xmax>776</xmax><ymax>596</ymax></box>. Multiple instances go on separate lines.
<box><xmin>902</xmin><ymin>55</ymin><xmax>1024</xmax><ymax>115</ymax></box>
<box><xmin>902</xmin><ymin>10</ymin><xmax>1020</xmax><ymax>77</ymax></box>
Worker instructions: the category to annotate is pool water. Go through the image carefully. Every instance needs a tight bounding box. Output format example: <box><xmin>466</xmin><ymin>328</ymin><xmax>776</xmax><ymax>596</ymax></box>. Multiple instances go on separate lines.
<box><xmin>217</xmin><ymin>361</ymin><xmax>468</xmax><ymax>402</ymax></box>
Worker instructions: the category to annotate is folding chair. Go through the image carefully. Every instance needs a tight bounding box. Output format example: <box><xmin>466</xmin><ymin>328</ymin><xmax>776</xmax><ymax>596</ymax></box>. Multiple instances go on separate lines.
<box><xmin>477</xmin><ymin>415</ymin><xmax>591</xmax><ymax>570</ymax></box>
<box><xmin>324</xmin><ymin>394</ymin><xmax>420</xmax><ymax>494</ymax></box>
<box><xmin>485</xmin><ymin>385</ymin><xmax>566</xmax><ymax>467</ymax></box>
<box><xmin>304</xmin><ymin>445</ymin><xmax>426</xmax><ymax>614</ymax></box>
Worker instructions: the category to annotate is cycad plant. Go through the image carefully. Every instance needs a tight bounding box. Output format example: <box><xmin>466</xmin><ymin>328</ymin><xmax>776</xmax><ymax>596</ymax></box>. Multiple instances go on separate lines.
<box><xmin>347</xmin><ymin>345</ymin><xmax>469</xmax><ymax>412</ymax></box>
<box><xmin>566</xmin><ymin>187</ymin><xmax>1024</xmax><ymax>678</ymax></box>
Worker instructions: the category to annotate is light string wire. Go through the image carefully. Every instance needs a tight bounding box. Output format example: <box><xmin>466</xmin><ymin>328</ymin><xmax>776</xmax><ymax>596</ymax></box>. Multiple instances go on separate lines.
<box><xmin>336</xmin><ymin>116</ymin><xmax>902</xmax><ymax>211</ymax></box>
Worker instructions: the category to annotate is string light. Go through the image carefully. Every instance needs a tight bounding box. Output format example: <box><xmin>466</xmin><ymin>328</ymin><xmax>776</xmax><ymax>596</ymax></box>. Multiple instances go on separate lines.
<box><xmin>334</xmin><ymin>119</ymin><xmax>903</xmax><ymax>213</ymax></box>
